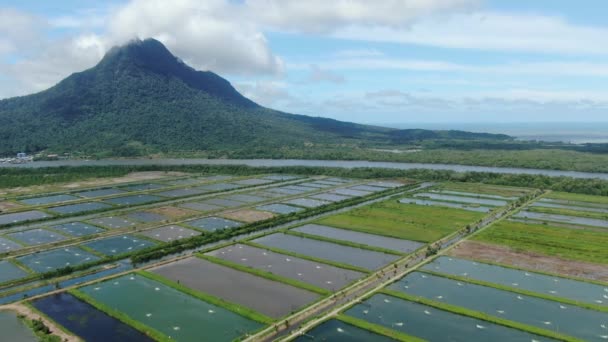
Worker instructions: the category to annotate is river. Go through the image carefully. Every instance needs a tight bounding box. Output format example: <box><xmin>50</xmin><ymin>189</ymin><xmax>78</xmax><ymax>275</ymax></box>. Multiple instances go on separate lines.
<box><xmin>2</xmin><ymin>158</ymin><xmax>608</xmax><ymax>180</ymax></box>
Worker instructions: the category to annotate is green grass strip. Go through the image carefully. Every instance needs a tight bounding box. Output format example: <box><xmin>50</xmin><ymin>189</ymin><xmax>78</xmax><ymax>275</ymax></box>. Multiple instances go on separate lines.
<box><xmin>136</xmin><ymin>270</ymin><xmax>274</xmax><ymax>325</ymax></box>
<box><xmin>68</xmin><ymin>289</ymin><xmax>172</xmax><ymax>342</ymax></box>
<box><xmin>336</xmin><ymin>314</ymin><xmax>426</xmax><ymax>342</ymax></box>
<box><xmin>197</xmin><ymin>254</ymin><xmax>330</xmax><ymax>296</ymax></box>
<box><xmin>77</xmin><ymin>245</ymin><xmax>107</xmax><ymax>258</ymax></box>
<box><xmin>380</xmin><ymin>290</ymin><xmax>581</xmax><ymax>342</ymax></box>
<box><xmin>420</xmin><ymin>269</ymin><xmax>608</xmax><ymax>313</ymax></box>
<box><xmin>285</xmin><ymin>230</ymin><xmax>404</xmax><ymax>256</ymax></box>
<box><xmin>243</xmin><ymin>241</ymin><xmax>370</xmax><ymax>274</ymax></box>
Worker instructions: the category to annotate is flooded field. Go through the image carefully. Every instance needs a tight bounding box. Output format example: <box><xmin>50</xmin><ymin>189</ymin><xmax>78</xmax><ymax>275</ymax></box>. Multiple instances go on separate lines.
<box><xmin>514</xmin><ymin>211</ymin><xmax>608</xmax><ymax>228</ymax></box>
<box><xmin>390</xmin><ymin>272</ymin><xmax>608</xmax><ymax>340</ymax></box>
<box><xmin>414</xmin><ymin>193</ymin><xmax>507</xmax><ymax>206</ymax></box>
<box><xmin>399</xmin><ymin>198</ymin><xmax>492</xmax><ymax>212</ymax></box>
<box><xmin>295</xmin><ymin>319</ymin><xmax>394</xmax><ymax>341</ymax></box>
<box><xmin>19</xmin><ymin>194</ymin><xmax>80</xmax><ymax>206</ymax></box>
<box><xmin>256</xmin><ymin>204</ymin><xmax>304</xmax><ymax>214</ymax></box>
<box><xmin>82</xmin><ymin>235</ymin><xmax>157</xmax><ymax>256</ymax></box>
<box><xmin>0</xmin><ymin>236</ymin><xmax>24</xmax><ymax>253</ymax></box>
<box><xmin>283</xmin><ymin>198</ymin><xmax>330</xmax><ymax>208</ymax></box>
<box><xmin>79</xmin><ymin>274</ymin><xmax>262</xmax><ymax>341</ymax></box>
<box><xmin>88</xmin><ymin>216</ymin><xmax>137</xmax><ymax>229</ymax></box>
<box><xmin>103</xmin><ymin>194</ymin><xmax>164</xmax><ymax>206</ymax></box>
<box><xmin>207</xmin><ymin>244</ymin><xmax>364</xmax><ymax>291</ymax></box>
<box><xmin>345</xmin><ymin>293</ymin><xmax>553</xmax><ymax>342</ymax></box>
<box><xmin>185</xmin><ymin>217</ymin><xmax>242</xmax><ymax>232</ymax></box>
<box><xmin>292</xmin><ymin>224</ymin><xmax>423</xmax><ymax>253</ymax></box>
<box><xmin>140</xmin><ymin>225</ymin><xmax>200</xmax><ymax>242</ymax></box>
<box><xmin>48</xmin><ymin>202</ymin><xmax>112</xmax><ymax>215</ymax></box>
<box><xmin>0</xmin><ymin>311</ymin><xmax>36</xmax><ymax>342</ymax></box>
<box><xmin>252</xmin><ymin>233</ymin><xmax>399</xmax><ymax>270</ymax></box>
<box><xmin>7</xmin><ymin>228</ymin><xmax>67</xmax><ymax>246</ymax></box>
<box><xmin>17</xmin><ymin>247</ymin><xmax>100</xmax><ymax>273</ymax></box>
<box><xmin>51</xmin><ymin>222</ymin><xmax>104</xmax><ymax>237</ymax></box>
<box><xmin>0</xmin><ymin>260</ymin><xmax>29</xmax><ymax>283</ymax></box>
<box><xmin>151</xmin><ymin>257</ymin><xmax>320</xmax><ymax>318</ymax></box>
<box><xmin>424</xmin><ymin>256</ymin><xmax>608</xmax><ymax>306</ymax></box>
<box><xmin>0</xmin><ymin>210</ymin><xmax>51</xmax><ymax>225</ymax></box>
<box><xmin>31</xmin><ymin>292</ymin><xmax>153</xmax><ymax>342</ymax></box>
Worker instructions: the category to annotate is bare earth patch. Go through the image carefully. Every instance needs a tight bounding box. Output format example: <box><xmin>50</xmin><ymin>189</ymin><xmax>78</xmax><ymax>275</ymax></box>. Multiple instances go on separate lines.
<box><xmin>221</xmin><ymin>209</ymin><xmax>275</xmax><ymax>223</ymax></box>
<box><xmin>2</xmin><ymin>304</ymin><xmax>79</xmax><ymax>342</ymax></box>
<box><xmin>450</xmin><ymin>240</ymin><xmax>608</xmax><ymax>282</ymax></box>
<box><xmin>147</xmin><ymin>206</ymin><xmax>198</xmax><ymax>219</ymax></box>
<box><xmin>0</xmin><ymin>201</ymin><xmax>23</xmax><ymax>213</ymax></box>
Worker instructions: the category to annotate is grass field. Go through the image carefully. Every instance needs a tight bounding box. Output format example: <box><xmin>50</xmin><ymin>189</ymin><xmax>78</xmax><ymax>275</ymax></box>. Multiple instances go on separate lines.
<box><xmin>527</xmin><ymin>206</ymin><xmax>608</xmax><ymax>220</ymax></box>
<box><xmin>544</xmin><ymin>192</ymin><xmax>608</xmax><ymax>205</ymax></box>
<box><xmin>474</xmin><ymin>220</ymin><xmax>608</xmax><ymax>264</ymax></box>
<box><xmin>316</xmin><ymin>200</ymin><xmax>484</xmax><ymax>243</ymax></box>
<box><xmin>439</xmin><ymin>182</ymin><xmax>531</xmax><ymax>198</ymax></box>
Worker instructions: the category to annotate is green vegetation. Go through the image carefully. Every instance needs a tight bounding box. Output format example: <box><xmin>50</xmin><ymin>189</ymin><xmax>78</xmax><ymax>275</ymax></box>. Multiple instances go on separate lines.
<box><xmin>137</xmin><ymin>271</ymin><xmax>274</xmax><ymax>324</ymax></box>
<box><xmin>69</xmin><ymin>289</ymin><xmax>171</xmax><ymax>341</ymax></box>
<box><xmin>285</xmin><ymin>230</ymin><xmax>405</xmax><ymax>256</ymax></box>
<box><xmin>336</xmin><ymin>314</ymin><xmax>425</xmax><ymax>342</ymax></box>
<box><xmin>197</xmin><ymin>254</ymin><xmax>330</xmax><ymax>296</ymax></box>
<box><xmin>474</xmin><ymin>220</ymin><xmax>608</xmax><ymax>264</ymax></box>
<box><xmin>381</xmin><ymin>290</ymin><xmax>581</xmax><ymax>342</ymax></box>
<box><xmin>544</xmin><ymin>191</ymin><xmax>608</xmax><ymax>205</ymax></box>
<box><xmin>420</xmin><ymin>269</ymin><xmax>608</xmax><ymax>313</ymax></box>
<box><xmin>317</xmin><ymin>200</ymin><xmax>484</xmax><ymax>242</ymax></box>
<box><xmin>244</xmin><ymin>241</ymin><xmax>370</xmax><ymax>274</ymax></box>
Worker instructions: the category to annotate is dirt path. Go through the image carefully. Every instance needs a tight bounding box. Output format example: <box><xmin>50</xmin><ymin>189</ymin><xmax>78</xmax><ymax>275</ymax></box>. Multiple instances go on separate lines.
<box><xmin>2</xmin><ymin>304</ymin><xmax>79</xmax><ymax>342</ymax></box>
<box><xmin>450</xmin><ymin>240</ymin><xmax>608</xmax><ymax>282</ymax></box>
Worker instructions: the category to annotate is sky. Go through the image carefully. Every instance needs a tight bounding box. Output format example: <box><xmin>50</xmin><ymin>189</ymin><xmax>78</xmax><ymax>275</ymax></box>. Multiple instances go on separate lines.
<box><xmin>1</xmin><ymin>0</ymin><xmax>608</xmax><ymax>124</ymax></box>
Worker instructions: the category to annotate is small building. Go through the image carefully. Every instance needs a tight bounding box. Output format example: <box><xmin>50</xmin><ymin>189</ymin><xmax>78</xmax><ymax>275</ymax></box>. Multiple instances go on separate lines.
<box><xmin>17</xmin><ymin>152</ymin><xmax>27</xmax><ymax>159</ymax></box>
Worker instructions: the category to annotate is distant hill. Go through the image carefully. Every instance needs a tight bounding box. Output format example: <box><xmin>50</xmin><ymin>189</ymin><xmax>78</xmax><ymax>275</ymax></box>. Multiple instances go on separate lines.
<box><xmin>0</xmin><ymin>38</ymin><xmax>511</xmax><ymax>156</ymax></box>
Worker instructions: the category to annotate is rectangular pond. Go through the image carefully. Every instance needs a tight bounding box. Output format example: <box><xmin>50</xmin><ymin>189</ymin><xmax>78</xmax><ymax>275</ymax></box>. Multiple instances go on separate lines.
<box><xmin>139</xmin><ymin>225</ymin><xmax>200</xmax><ymax>242</ymax></box>
<box><xmin>295</xmin><ymin>319</ymin><xmax>394</xmax><ymax>342</ymax></box>
<box><xmin>0</xmin><ymin>311</ymin><xmax>37</xmax><ymax>342</ymax></box>
<box><xmin>399</xmin><ymin>198</ymin><xmax>492</xmax><ymax>213</ymax></box>
<box><xmin>88</xmin><ymin>216</ymin><xmax>137</xmax><ymax>229</ymax></box>
<box><xmin>0</xmin><ymin>261</ymin><xmax>29</xmax><ymax>283</ymax></box>
<box><xmin>282</xmin><ymin>185</ymin><xmax>316</xmax><ymax>193</ymax></box>
<box><xmin>296</xmin><ymin>182</ymin><xmax>330</xmax><ymax>189</ymax></box>
<box><xmin>348</xmin><ymin>184</ymin><xmax>386</xmax><ymax>192</ymax></box>
<box><xmin>178</xmin><ymin>201</ymin><xmax>223</xmax><ymax>212</ymax></box>
<box><xmin>252</xmin><ymin>233</ymin><xmax>399</xmax><ymax>270</ymax></box>
<box><xmin>0</xmin><ymin>237</ymin><xmax>24</xmax><ymax>253</ymax></box>
<box><xmin>513</xmin><ymin>210</ymin><xmax>608</xmax><ymax>228</ymax></box>
<box><xmin>414</xmin><ymin>193</ymin><xmax>507</xmax><ymax>207</ymax></box>
<box><xmin>530</xmin><ymin>201</ymin><xmax>608</xmax><ymax>214</ymax></box>
<box><xmin>345</xmin><ymin>293</ymin><xmax>553</xmax><ymax>342</ymax></box>
<box><xmin>204</xmin><ymin>198</ymin><xmax>245</xmax><ymax>208</ymax></box>
<box><xmin>79</xmin><ymin>274</ymin><xmax>263</xmax><ymax>341</ymax></box>
<box><xmin>19</xmin><ymin>194</ymin><xmax>80</xmax><ymax>206</ymax></box>
<box><xmin>256</xmin><ymin>203</ymin><xmax>304</xmax><ymax>215</ymax></box>
<box><xmin>433</xmin><ymin>190</ymin><xmax>517</xmax><ymax>200</ymax></box>
<box><xmin>0</xmin><ymin>210</ymin><xmax>51</xmax><ymax>226</ymax></box>
<box><xmin>151</xmin><ymin>257</ymin><xmax>320</xmax><ymax>318</ymax></box>
<box><xmin>233</xmin><ymin>178</ymin><xmax>274</xmax><ymax>186</ymax></box>
<box><xmin>184</xmin><ymin>217</ymin><xmax>242</xmax><ymax>232</ymax></box>
<box><xmin>309</xmin><ymin>193</ymin><xmax>351</xmax><ymax>202</ymax></box>
<box><xmin>82</xmin><ymin>235</ymin><xmax>157</xmax><ymax>256</ymax></box>
<box><xmin>265</xmin><ymin>187</ymin><xmax>303</xmax><ymax>195</ymax></box>
<box><xmin>263</xmin><ymin>175</ymin><xmax>301</xmax><ymax>181</ymax></box>
<box><xmin>7</xmin><ymin>228</ymin><xmax>67</xmax><ymax>246</ymax></box>
<box><xmin>48</xmin><ymin>202</ymin><xmax>112</xmax><ymax>215</ymax></box>
<box><xmin>103</xmin><ymin>195</ymin><xmax>164</xmax><ymax>206</ymax></box>
<box><xmin>196</xmin><ymin>183</ymin><xmax>241</xmax><ymax>192</ymax></box>
<box><xmin>50</xmin><ymin>222</ymin><xmax>105</xmax><ymax>237</ymax></box>
<box><xmin>292</xmin><ymin>224</ymin><xmax>424</xmax><ymax>253</ymax></box>
<box><xmin>424</xmin><ymin>256</ymin><xmax>608</xmax><ymax>307</ymax></box>
<box><xmin>76</xmin><ymin>188</ymin><xmax>126</xmax><ymax>198</ymax></box>
<box><xmin>223</xmin><ymin>194</ymin><xmax>268</xmax><ymax>203</ymax></box>
<box><xmin>124</xmin><ymin>211</ymin><xmax>168</xmax><ymax>223</ymax></box>
<box><xmin>282</xmin><ymin>198</ymin><xmax>330</xmax><ymax>208</ymax></box>
<box><xmin>331</xmin><ymin>188</ymin><xmax>370</xmax><ymax>197</ymax></box>
<box><xmin>207</xmin><ymin>244</ymin><xmax>364</xmax><ymax>291</ymax></box>
<box><xmin>154</xmin><ymin>188</ymin><xmax>208</xmax><ymax>198</ymax></box>
<box><xmin>120</xmin><ymin>183</ymin><xmax>166</xmax><ymax>192</ymax></box>
<box><xmin>366</xmin><ymin>181</ymin><xmax>403</xmax><ymax>188</ymax></box>
<box><xmin>17</xmin><ymin>247</ymin><xmax>100</xmax><ymax>273</ymax></box>
<box><xmin>389</xmin><ymin>272</ymin><xmax>608</xmax><ymax>341</ymax></box>
<box><xmin>31</xmin><ymin>292</ymin><xmax>153</xmax><ymax>342</ymax></box>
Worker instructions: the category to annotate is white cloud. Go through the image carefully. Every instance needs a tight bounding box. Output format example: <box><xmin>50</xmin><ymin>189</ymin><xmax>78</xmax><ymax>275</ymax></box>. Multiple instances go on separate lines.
<box><xmin>307</xmin><ymin>65</ymin><xmax>345</xmax><ymax>84</ymax></box>
<box><xmin>335</xmin><ymin>11</ymin><xmax>608</xmax><ymax>55</ymax></box>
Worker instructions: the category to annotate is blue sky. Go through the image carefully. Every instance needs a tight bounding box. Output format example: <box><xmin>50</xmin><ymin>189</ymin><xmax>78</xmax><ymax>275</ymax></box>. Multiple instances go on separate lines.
<box><xmin>1</xmin><ymin>0</ymin><xmax>607</xmax><ymax>124</ymax></box>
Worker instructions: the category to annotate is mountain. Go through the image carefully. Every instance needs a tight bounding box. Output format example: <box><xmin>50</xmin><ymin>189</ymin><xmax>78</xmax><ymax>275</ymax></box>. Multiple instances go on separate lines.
<box><xmin>0</xmin><ymin>38</ymin><xmax>511</xmax><ymax>157</ymax></box>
